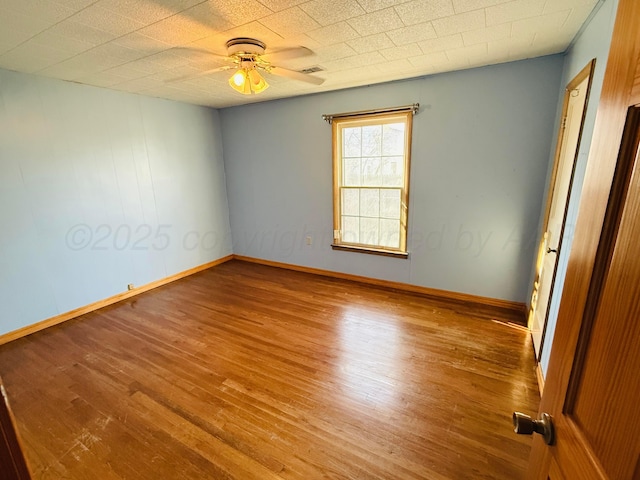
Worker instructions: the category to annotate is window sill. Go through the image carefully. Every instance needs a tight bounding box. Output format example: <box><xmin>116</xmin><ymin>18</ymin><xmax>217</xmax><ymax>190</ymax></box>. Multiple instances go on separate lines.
<box><xmin>331</xmin><ymin>244</ymin><xmax>409</xmax><ymax>258</ymax></box>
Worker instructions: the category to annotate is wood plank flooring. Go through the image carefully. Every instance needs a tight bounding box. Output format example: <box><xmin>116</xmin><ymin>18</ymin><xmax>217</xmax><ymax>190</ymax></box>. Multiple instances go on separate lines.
<box><xmin>0</xmin><ymin>260</ymin><xmax>540</xmax><ymax>479</ymax></box>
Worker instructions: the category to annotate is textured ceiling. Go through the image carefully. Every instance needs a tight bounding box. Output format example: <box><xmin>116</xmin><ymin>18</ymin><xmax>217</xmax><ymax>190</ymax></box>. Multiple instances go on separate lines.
<box><xmin>0</xmin><ymin>0</ymin><xmax>599</xmax><ymax>108</ymax></box>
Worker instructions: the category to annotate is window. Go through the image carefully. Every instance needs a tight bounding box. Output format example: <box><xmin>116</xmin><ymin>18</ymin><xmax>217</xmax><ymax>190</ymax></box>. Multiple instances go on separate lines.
<box><xmin>332</xmin><ymin>110</ymin><xmax>413</xmax><ymax>257</ymax></box>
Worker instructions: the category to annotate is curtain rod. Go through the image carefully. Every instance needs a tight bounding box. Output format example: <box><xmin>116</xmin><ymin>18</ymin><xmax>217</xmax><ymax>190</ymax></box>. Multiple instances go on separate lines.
<box><xmin>322</xmin><ymin>103</ymin><xmax>419</xmax><ymax>124</ymax></box>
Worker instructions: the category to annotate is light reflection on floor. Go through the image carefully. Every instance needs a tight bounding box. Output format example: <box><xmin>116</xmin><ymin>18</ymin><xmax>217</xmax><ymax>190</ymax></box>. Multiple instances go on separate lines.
<box><xmin>337</xmin><ymin>306</ymin><xmax>403</xmax><ymax>409</ymax></box>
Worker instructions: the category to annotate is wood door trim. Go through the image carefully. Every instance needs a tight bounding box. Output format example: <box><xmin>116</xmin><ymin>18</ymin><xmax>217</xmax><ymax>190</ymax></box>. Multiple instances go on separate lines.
<box><xmin>539</xmin><ymin>59</ymin><xmax>596</xmax><ymax>237</ymax></box>
<box><xmin>528</xmin><ymin>0</ymin><xmax>640</xmax><ymax>477</ymax></box>
<box><xmin>535</xmin><ymin>60</ymin><xmax>596</xmax><ymax>359</ymax></box>
<box><xmin>535</xmin><ymin>363</ymin><xmax>545</xmax><ymax>396</ymax></box>
<box><xmin>631</xmin><ymin>55</ymin><xmax>640</xmax><ymax>106</ymax></box>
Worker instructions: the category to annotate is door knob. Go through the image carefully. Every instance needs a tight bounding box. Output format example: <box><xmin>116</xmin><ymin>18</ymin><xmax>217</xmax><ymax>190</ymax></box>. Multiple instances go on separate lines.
<box><xmin>547</xmin><ymin>247</ymin><xmax>558</xmax><ymax>254</ymax></box>
<box><xmin>512</xmin><ymin>412</ymin><xmax>555</xmax><ymax>445</ymax></box>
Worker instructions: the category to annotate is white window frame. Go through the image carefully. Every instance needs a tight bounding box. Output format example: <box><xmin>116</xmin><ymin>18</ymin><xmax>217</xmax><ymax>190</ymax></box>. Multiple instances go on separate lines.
<box><xmin>331</xmin><ymin>110</ymin><xmax>413</xmax><ymax>258</ymax></box>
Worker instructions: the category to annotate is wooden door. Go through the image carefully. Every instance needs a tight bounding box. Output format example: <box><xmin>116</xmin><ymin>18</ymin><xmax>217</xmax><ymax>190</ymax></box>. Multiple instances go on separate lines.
<box><xmin>527</xmin><ymin>0</ymin><xmax>640</xmax><ymax>477</ymax></box>
<box><xmin>529</xmin><ymin>62</ymin><xmax>594</xmax><ymax>359</ymax></box>
<box><xmin>538</xmin><ymin>105</ymin><xmax>640</xmax><ymax>479</ymax></box>
<box><xmin>0</xmin><ymin>377</ymin><xmax>31</xmax><ymax>479</ymax></box>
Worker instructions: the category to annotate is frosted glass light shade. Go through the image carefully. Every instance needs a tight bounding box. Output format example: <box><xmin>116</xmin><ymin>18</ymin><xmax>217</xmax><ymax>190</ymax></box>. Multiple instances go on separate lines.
<box><xmin>228</xmin><ymin>68</ymin><xmax>269</xmax><ymax>95</ymax></box>
<box><xmin>229</xmin><ymin>69</ymin><xmax>251</xmax><ymax>95</ymax></box>
<box><xmin>247</xmin><ymin>68</ymin><xmax>269</xmax><ymax>93</ymax></box>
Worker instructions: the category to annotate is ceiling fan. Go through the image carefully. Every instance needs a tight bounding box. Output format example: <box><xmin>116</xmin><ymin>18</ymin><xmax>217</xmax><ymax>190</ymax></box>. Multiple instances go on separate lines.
<box><xmin>171</xmin><ymin>37</ymin><xmax>325</xmax><ymax>95</ymax></box>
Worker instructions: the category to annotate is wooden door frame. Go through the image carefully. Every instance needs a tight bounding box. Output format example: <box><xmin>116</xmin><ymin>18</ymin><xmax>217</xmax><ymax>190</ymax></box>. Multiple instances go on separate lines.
<box><xmin>538</xmin><ymin>60</ymin><xmax>596</xmax><ymax>238</ymax></box>
<box><xmin>529</xmin><ymin>60</ymin><xmax>596</xmax><ymax>363</ymax></box>
<box><xmin>528</xmin><ymin>0</ymin><xmax>640</xmax><ymax>476</ymax></box>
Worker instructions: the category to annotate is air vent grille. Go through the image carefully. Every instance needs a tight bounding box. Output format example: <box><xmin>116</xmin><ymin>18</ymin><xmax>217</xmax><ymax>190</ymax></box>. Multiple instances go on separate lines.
<box><xmin>299</xmin><ymin>66</ymin><xmax>323</xmax><ymax>74</ymax></box>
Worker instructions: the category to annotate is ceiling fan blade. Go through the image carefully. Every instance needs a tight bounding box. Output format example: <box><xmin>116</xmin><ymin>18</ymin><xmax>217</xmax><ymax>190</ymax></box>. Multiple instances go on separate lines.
<box><xmin>268</xmin><ymin>66</ymin><xmax>324</xmax><ymax>85</ymax></box>
<box><xmin>168</xmin><ymin>46</ymin><xmax>231</xmax><ymax>60</ymax></box>
<box><xmin>167</xmin><ymin>65</ymin><xmax>234</xmax><ymax>83</ymax></box>
<box><xmin>262</xmin><ymin>46</ymin><xmax>313</xmax><ymax>63</ymax></box>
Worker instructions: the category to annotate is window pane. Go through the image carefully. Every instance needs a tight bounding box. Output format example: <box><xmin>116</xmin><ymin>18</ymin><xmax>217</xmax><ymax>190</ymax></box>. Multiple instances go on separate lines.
<box><xmin>382</xmin><ymin>123</ymin><xmax>405</xmax><ymax>155</ymax></box>
<box><xmin>343</xmin><ymin>127</ymin><xmax>361</xmax><ymax>157</ymax></box>
<box><xmin>333</xmin><ymin>112</ymin><xmax>410</xmax><ymax>253</ymax></box>
<box><xmin>360</xmin><ymin>189</ymin><xmax>380</xmax><ymax>218</ymax></box>
<box><xmin>362</xmin><ymin>157</ymin><xmax>381</xmax><ymax>186</ymax></box>
<box><xmin>341</xmin><ymin>188</ymin><xmax>360</xmax><ymax>216</ymax></box>
<box><xmin>342</xmin><ymin>216</ymin><xmax>359</xmax><ymax>244</ymax></box>
<box><xmin>380</xmin><ymin>189</ymin><xmax>401</xmax><ymax>219</ymax></box>
<box><xmin>343</xmin><ymin>157</ymin><xmax>361</xmax><ymax>186</ymax></box>
<box><xmin>362</xmin><ymin>125</ymin><xmax>382</xmax><ymax>156</ymax></box>
<box><xmin>380</xmin><ymin>219</ymin><xmax>400</xmax><ymax>248</ymax></box>
<box><xmin>360</xmin><ymin>217</ymin><xmax>379</xmax><ymax>246</ymax></box>
<box><xmin>382</xmin><ymin>156</ymin><xmax>404</xmax><ymax>187</ymax></box>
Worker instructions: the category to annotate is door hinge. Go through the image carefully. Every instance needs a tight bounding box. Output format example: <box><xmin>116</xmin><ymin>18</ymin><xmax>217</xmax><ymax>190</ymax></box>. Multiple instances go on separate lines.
<box><xmin>561</xmin><ymin>116</ymin><xmax>567</xmax><ymax>129</ymax></box>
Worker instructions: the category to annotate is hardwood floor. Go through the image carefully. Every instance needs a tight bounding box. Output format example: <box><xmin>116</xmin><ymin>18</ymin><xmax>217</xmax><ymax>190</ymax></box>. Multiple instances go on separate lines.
<box><xmin>0</xmin><ymin>260</ymin><xmax>540</xmax><ymax>479</ymax></box>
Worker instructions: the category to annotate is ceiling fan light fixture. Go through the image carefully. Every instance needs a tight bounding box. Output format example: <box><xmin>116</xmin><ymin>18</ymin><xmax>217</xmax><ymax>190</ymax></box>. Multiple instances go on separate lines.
<box><xmin>229</xmin><ymin>69</ymin><xmax>251</xmax><ymax>94</ymax></box>
<box><xmin>231</xmin><ymin>70</ymin><xmax>245</xmax><ymax>87</ymax></box>
<box><xmin>247</xmin><ymin>68</ymin><xmax>269</xmax><ymax>93</ymax></box>
<box><xmin>228</xmin><ymin>59</ymin><xmax>269</xmax><ymax>95</ymax></box>
<box><xmin>228</xmin><ymin>68</ymin><xmax>269</xmax><ymax>95</ymax></box>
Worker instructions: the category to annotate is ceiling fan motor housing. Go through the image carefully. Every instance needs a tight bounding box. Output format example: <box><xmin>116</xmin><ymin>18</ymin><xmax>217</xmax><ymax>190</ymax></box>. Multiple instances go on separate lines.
<box><xmin>226</xmin><ymin>38</ymin><xmax>266</xmax><ymax>57</ymax></box>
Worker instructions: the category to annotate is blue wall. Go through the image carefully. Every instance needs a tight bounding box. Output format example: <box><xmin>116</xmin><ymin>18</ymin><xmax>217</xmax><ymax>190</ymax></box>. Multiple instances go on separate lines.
<box><xmin>0</xmin><ymin>68</ymin><xmax>232</xmax><ymax>336</ymax></box>
<box><xmin>539</xmin><ymin>0</ymin><xmax>619</xmax><ymax>376</ymax></box>
<box><xmin>0</xmin><ymin>49</ymin><xmax>588</xmax><ymax>338</ymax></box>
<box><xmin>221</xmin><ymin>56</ymin><xmax>563</xmax><ymax>302</ymax></box>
